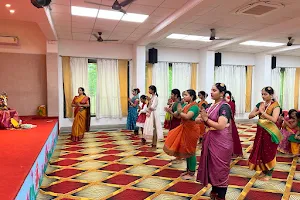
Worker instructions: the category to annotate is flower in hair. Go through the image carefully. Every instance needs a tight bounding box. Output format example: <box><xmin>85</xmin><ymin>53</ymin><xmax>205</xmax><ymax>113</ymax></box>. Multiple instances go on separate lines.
<box><xmin>267</xmin><ymin>87</ymin><xmax>271</xmax><ymax>90</ymax></box>
<box><xmin>220</xmin><ymin>83</ymin><xmax>225</xmax><ymax>87</ymax></box>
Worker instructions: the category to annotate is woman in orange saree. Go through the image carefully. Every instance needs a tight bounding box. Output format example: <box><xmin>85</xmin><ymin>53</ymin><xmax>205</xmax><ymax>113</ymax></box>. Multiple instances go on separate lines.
<box><xmin>163</xmin><ymin>89</ymin><xmax>200</xmax><ymax>180</ymax></box>
<box><xmin>71</xmin><ymin>87</ymin><xmax>91</xmax><ymax>142</ymax></box>
<box><xmin>248</xmin><ymin>86</ymin><xmax>282</xmax><ymax>181</ymax></box>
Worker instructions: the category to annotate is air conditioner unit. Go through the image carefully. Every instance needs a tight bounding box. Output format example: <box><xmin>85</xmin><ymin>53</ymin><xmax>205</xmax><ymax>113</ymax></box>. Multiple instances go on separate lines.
<box><xmin>0</xmin><ymin>35</ymin><xmax>19</xmax><ymax>46</ymax></box>
<box><xmin>234</xmin><ymin>1</ymin><xmax>284</xmax><ymax>17</ymax></box>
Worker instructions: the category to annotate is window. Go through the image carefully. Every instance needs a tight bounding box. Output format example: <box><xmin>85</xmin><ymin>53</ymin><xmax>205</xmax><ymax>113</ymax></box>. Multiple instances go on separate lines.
<box><xmin>88</xmin><ymin>59</ymin><xmax>97</xmax><ymax>116</ymax></box>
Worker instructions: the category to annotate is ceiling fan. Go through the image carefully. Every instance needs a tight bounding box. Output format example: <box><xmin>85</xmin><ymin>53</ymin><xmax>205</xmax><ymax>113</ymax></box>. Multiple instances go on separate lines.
<box><xmin>209</xmin><ymin>29</ymin><xmax>232</xmax><ymax>41</ymax></box>
<box><xmin>84</xmin><ymin>0</ymin><xmax>135</xmax><ymax>14</ymax></box>
<box><xmin>93</xmin><ymin>32</ymin><xmax>118</xmax><ymax>42</ymax></box>
<box><xmin>286</xmin><ymin>37</ymin><xmax>300</xmax><ymax>46</ymax></box>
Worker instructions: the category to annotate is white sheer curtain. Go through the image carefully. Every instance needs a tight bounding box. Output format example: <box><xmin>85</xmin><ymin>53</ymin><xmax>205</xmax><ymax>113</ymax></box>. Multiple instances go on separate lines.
<box><xmin>271</xmin><ymin>68</ymin><xmax>282</xmax><ymax>103</ymax></box>
<box><xmin>70</xmin><ymin>57</ymin><xmax>89</xmax><ymax>97</ymax></box>
<box><xmin>96</xmin><ymin>59</ymin><xmax>122</xmax><ymax>118</ymax></box>
<box><xmin>282</xmin><ymin>68</ymin><xmax>296</xmax><ymax>110</ymax></box>
<box><xmin>215</xmin><ymin>65</ymin><xmax>246</xmax><ymax>113</ymax></box>
<box><xmin>152</xmin><ymin>62</ymin><xmax>169</xmax><ymax>116</ymax></box>
<box><xmin>172</xmin><ymin>62</ymin><xmax>191</xmax><ymax>93</ymax></box>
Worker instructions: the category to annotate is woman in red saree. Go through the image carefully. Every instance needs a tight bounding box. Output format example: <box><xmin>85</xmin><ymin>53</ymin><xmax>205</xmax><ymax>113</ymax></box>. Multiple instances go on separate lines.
<box><xmin>198</xmin><ymin>91</ymin><xmax>208</xmax><ymax>139</ymax></box>
<box><xmin>164</xmin><ymin>89</ymin><xmax>184</xmax><ymax>131</ymax></box>
<box><xmin>164</xmin><ymin>89</ymin><xmax>200</xmax><ymax>180</ymax></box>
<box><xmin>71</xmin><ymin>87</ymin><xmax>91</xmax><ymax>142</ymax></box>
<box><xmin>225</xmin><ymin>91</ymin><xmax>243</xmax><ymax>157</ymax></box>
<box><xmin>248</xmin><ymin>86</ymin><xmax>282</xmax><ymax>181</ymax></box>
<box><xmin>197</xmin><ymin>83</ymin><xmax>233</xmax><ymax>200</ymax></box>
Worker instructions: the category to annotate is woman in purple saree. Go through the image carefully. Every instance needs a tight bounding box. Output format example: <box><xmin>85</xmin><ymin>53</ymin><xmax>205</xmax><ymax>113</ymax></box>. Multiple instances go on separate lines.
<box><xmin>197</xmin><ymin>83</ymin><xmax>233</xmax><ymax>200</ymax></box>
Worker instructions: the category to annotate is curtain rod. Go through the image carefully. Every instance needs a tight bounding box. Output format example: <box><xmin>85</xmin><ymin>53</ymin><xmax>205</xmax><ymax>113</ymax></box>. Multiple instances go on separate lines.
<box><xmin>59</xmin><ymin>55</ymin><xmax>132</xmax><ymax>61</ymax></box>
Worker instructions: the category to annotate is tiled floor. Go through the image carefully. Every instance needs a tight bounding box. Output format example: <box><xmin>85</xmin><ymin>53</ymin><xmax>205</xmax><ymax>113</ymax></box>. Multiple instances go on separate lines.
<box><xmin>37</xmin><ymin>123</ymin><xmax>300</xmax><ymax>200</ymax></box>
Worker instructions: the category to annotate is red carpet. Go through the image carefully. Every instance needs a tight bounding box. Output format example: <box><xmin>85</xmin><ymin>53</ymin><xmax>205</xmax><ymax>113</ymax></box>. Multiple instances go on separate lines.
<box><xmin>0</xmin><ymin>117</ymin><xmax>58</xmax><ymax>200</ymax></box>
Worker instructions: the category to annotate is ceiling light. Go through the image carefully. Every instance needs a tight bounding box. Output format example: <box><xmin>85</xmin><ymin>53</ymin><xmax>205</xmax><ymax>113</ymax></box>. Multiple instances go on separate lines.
<box><xmin>5</xmin><ymin>4</ymin><xmax>11</xmax><ymax>8</ymax></box>
<box><xmin>98</xmin><ymin>9</ymin><xmax>123</xmax><ymax>20</ymax></box>
<box><xmin>240</xmin><ymin>40</ymin><xmax>284</xmax><ymax>47</ymax></box>
<box><xmin>9</xmin><ymin>10</ymin><xmax>15</xmax><ymax>14</ymax></box>
<box><xmin>184</xmin><ymin>35</ymin><xmax>211</xmax><ymax>42</ymax></box>
<box><xmin>167</xmin><ymin>34</ymin><xmax>188</xmax><ymax>39</ymax></box>
<box><xmin>122</xmin><ymin>13</ymin><xmax>149</xmax><ymax>23</ymax></box>
<box><xmin>71</xmin><ymin>6</ymin><xmax>98</xmax><ymax>17</ymax></box>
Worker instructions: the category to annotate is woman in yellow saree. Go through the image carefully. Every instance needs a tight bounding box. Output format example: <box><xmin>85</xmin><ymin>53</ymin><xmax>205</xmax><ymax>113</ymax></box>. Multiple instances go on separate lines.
<box><xmin>248</xmin><ymin>86</ymin><xmax>282</xmax><ymax>181</ymax></box>
<box><xmin>71</xmin><ymin>87</ymin><xmax>91</xmax><ymax>142</ymax></box>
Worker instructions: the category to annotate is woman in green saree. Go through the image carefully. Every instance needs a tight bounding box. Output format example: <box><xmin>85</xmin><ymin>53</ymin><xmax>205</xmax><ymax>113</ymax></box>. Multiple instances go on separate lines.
<box><xmin>248</xmin><ymin>86</ymin><xmax>282</xmax><ymax>181</ymax></box>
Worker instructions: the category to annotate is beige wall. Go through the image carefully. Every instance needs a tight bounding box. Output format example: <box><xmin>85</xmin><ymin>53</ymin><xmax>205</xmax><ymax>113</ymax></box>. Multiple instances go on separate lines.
<box><xmin>0</xmin><ymin>19</ymin><xmax>46</xmax><ymax>54</ymax></box>
<box><xmin>0</xmin><ymin>20</ymin><xmax>47</xmax><ymax>116</ymax></box>
<box><xmin>0</xmin><ymin>52</ymin><xmax>47</xmax><ymax>116</ymax></box>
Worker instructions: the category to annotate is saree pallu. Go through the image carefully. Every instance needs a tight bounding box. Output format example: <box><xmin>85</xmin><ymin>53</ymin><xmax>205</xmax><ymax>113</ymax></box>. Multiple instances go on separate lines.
<box><xmin>197</xmin><ymin>100</ymin><xmax>233</xmax><ymax>187</ymax></box>
<box><xmin>248</xmin><ymin>119</ymin><xmax>282</xmax><ymax>171</ymax></box>
<box><xmin>163</xmin><ymin>102</ymin><xmax>200</xmax><ymax>158</ymax></box>
<box><xmin>71</xmin><ymin>96</ymin><xmax>90</xmax><ymax>142</ymax></box>
<box><xmin>197</xmin><ymin>127</ymin><xmax>233</xmax><ymax>187</ymax></box>
<box><xmin>232</xmin><ymin>118</ymin><xmax>243</xmax><ymax>157</ymax></box>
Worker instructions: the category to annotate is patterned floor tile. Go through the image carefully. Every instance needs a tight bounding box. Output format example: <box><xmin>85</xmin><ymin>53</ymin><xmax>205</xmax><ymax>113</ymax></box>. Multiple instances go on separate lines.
<box><xmin>108</xmin><ymin>189</ymin><xmax>153</xmax><ymax>200</ymax></box>
<box><xmin>39</xmin><ymin>123</ymin><xmax>300</xmax><ymax>199</ymax></box>
<box><xmin>134</xmin><ymin>177</ymin><xmax>172</xmax><ymax>190</ymax></box>
<box><xmin>74</xmin><ymin>171</ymin><xmax>112</xmax><ymax>182</ymax></box>
<box><xmin>73</xmin><ymin>184</ymin><xmax>119</xmax><ymax>199</ymax></box>
<box><xmin>126</xmin><ymin>165</ymin><xmax>159</xmax><ymax>176</ymax></box>
<box><xmin>153</xmin><ymin>194</ymin><xmax>190</xmax><ymax>200</ymax></box>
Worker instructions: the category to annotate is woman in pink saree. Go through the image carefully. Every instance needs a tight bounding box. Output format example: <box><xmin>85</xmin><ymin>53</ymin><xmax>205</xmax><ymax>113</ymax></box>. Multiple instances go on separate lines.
<box><xmin>71</xmin><ymin>87</ymin><xmax>91</xmax><ymax>142</ymax></box>
<box><xmin>197</xmin><ymin>83</ymin><xmax>233</xmax><ymax>200</ymax></box>
<box><xmin>225</xmin><ymin>91</ymin><xmax>243</xmax><ymax>157</ymax></box>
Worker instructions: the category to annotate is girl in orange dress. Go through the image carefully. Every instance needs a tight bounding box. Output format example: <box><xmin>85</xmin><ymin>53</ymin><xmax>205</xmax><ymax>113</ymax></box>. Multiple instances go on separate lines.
<box><xmin>164</xmin><ymin>89</ymin><xmax>200</xmax><ymax>180</ymax></box>
<box><xmin>71</xmin><ymin>87</ymin><xmax>90</xmax><ymax>142</ymax></box>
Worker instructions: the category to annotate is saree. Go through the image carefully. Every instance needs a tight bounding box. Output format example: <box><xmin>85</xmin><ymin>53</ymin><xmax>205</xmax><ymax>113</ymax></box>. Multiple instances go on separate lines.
<box><xmin>198</xmin><ymin>100</ymin><xmax>208</xmax><ymax>137</ymax></box>
<box><xmin>278</xmin><ymin>118</ymin><xmax>297</xmax><ymax>154</ymax></box>
<box><xmin>197</xmin><ymin>100</ymin><xmax>233</xmax><ymax>187</ymax></box>
<box><xmin>228</xmin><ymin>101</ymin><xmax>243</xmax><ymax>157</ymax></box>
<box><xmin>0</xmin><ymin>109</ymin><xmax>19</xmax><ymax>129</ymax></box>
<box><xmin>163</xmin><ymin>102</ymin><xmax>200</xmax><ymax>158</ymax></box>
<box><xmin>126</xmin><ymin>95</ymin><xmax>139</xmax><ymax>130</ymax></box>
<box><xmin>71</xmin><ymin>95</ymin><xmax>91</xmax><ymax>142</ymax></box>
<box><xmin>169</xmin><ymin>102</ymin><xmax>183</xmax><ymax>130</ymax></box>
<box><xmin>248</xmin><ymin>101</ymin><xmax>282</xmax><ymax>171</ymax></box>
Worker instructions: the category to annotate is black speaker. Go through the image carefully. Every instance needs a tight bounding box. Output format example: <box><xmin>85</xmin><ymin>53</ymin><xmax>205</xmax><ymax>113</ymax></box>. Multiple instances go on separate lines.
<box><xmin>149</xmin><ymin>48</ymin><xmax>158</xmax><ymax>64</ymax></box>
<box><xmin>215</xmin><ymin>52</ymin><xmax>222</xmax><ymax>66</ymax></box>
<box><xmin>271</xmin><ymin>56</ymin><xmax>276</xmax><ymax>69</ymax></box>
<box><xmin>31</xmin><ymin>0</ymin><xmax>52</xmax><ymax>8</ymax></box>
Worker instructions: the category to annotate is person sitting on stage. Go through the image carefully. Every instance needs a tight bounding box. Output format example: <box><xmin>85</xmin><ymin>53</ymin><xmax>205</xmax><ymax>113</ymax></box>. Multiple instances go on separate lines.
<box><xmin>0</xmin><ymin>92</ymin><xmax>20</xmax><ymax>129</ymax></box>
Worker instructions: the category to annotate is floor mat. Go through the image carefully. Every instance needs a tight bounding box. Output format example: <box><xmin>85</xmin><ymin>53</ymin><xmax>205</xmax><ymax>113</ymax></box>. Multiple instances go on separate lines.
<box><xmin>37</xmin><ymin>123</ymin><xmax>298</xmax><ymax>200</ymax></box>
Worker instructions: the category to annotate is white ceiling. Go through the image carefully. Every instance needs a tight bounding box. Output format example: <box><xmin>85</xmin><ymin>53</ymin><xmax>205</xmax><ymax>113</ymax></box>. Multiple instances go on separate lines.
<box><xmin>50</xmin><ymin>0</ymin><xmax>187</xmax><ymax>44</ymax></box>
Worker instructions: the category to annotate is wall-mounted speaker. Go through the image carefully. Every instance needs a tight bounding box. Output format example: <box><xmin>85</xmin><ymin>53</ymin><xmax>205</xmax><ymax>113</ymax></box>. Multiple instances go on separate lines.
<box><xmin>271</xmin><ymin>56</ymin><xmax>276</xmax><ymax>69</ymax></box>
<box><xmin>31</xmin><ymin>0</ymin><xmax>52</xmax><ymax>9</ymax></box>
<box><xmin>215</xmin><ymin>52</ymin><xmax>222</xmax><ymax>66</ymax></box>
<box><xmin>149</xmin><ymin>48</ymin><xmax>158</xmax><ymax>64</ymax></box>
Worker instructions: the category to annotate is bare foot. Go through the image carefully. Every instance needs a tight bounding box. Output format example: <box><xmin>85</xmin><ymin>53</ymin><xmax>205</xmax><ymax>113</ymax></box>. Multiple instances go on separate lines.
<box><xmin>258</xmin><ymin>173</ymin><xmax>266</xmax><ymax>179</ymax></box>
<box><xmin>259</xmin><ymin>175</ymin><xmax>271</xmax><ymax>181</ymax></box>
<box><xmin>181</xmin><ymin>173</ymin><xmax>195</xmax><ymax>180</ymax></box>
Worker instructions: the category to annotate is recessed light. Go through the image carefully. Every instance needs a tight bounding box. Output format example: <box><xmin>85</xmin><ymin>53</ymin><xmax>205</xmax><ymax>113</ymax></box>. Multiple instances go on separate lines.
<box><xmin>10</xmin><ymin>10</ymin><xmax>15</xmax><ymax>14</ymax></box>
<box><xmin>5</xmin><ymin>4</ymin><xmax>11</xmax><ymax>8</ymax></box>
<box><xmin>98</xmin><ymin>9</ymin><xmax>123</xmax><ymax>20</ymax></box>
<box><xmin>71</xmin><ymin>6</ymin><xmax>98</xmax><ymax>17</ymax></box>
<box><xmin>167</xmin><ymin>34</ymin><xmax>188</xmax><ymax>39</ymax></box>
<box><xmin>122</xmin><ymin>13</ymin><xmax>149</xmax><ymax>23</ymax></box>
<box><xmin>167</xmin><ymin>33</ymin><xmax>212</xmax><ymax>42</ymax></box>
<box><xmin>184</xmin><ymin>35</ymin><xmax>211</xmax><ymax>42</ymax></box>
<box><xmin>240</xmin><ymin>40</ymin><xmax>284</xmax><ymax>47</ymax></box>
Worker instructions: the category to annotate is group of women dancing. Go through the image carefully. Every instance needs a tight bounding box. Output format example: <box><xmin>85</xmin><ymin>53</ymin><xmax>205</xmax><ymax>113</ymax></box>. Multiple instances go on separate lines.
<box><xmin>69</xmin><ymin>83</ymin><xmax>300</xmax><ymax>200</ymax></box>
